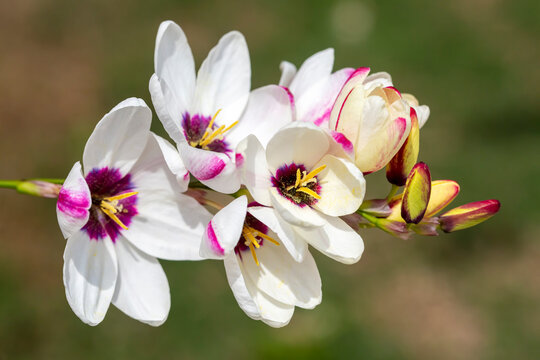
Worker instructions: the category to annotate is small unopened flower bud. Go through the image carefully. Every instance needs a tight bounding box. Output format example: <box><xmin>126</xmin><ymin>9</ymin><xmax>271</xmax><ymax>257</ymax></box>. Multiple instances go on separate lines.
<box><xmin>17</xmin><ymin>180</ymin><xmax>62</xmax><ymax>198</ymax></box>
<box><xmin>386</xmin><ymin>107</ymin><xmax>420</xmax><ymax>186</ymax></box>
<box><xmin>439</xmin><ymin>199</ymin><xmax>501</xmax><ymax>232</ymax></box>
<box><xmin>401</xmin><ymin>162</ymin><xmax>431</xmax><ymax>224</ymax></box>
<box><xmin>424</xmin><ymin>180</ymin><xmax>460</xmax><ymax>217</ymax></box>
<box><xmin>358</xmin><ymin>199</ymin><xmax>392</xmax><ymax>217</ymax></box>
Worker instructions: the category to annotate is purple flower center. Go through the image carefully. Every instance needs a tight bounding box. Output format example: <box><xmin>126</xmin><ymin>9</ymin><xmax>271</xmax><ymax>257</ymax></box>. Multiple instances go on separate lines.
<box><xmin>182</xmin><ymin>112</ymin><xmax>232</xmax><ymax>153</ymax></box>
<box><xmin>271</xmin><ymin>163</ymin><xmax>322</xmax><ymax>207</ymax></box>
<box><xmin>81</xmin><ymin>167</ymin><xmax>138</xmax><ymax>242</ymax></box>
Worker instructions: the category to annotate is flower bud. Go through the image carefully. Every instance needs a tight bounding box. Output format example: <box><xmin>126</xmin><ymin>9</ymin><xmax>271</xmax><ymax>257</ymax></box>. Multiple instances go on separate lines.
<box><xmin>401</xmin><ymin>162</ymin><xmax>431</xmax><ymax>224</ymax></box>
<box><xmin>330</xmin><ymin>69</ymin><xmax>411</xmax><ymax>174</ymax></box>
<box><xmin>424</xmin><ymin>180</ymin><xmax>460</xmax><ymax>217</ymax></box>
<box><xmin>386</xmin><ymin>107</ymin><xmax>420</xmax><ymax>186</ymax></box>
<box><xmin>439</xmin><ymin>199</ymin><xmax>501</xmax><ymax>232</ymax></box>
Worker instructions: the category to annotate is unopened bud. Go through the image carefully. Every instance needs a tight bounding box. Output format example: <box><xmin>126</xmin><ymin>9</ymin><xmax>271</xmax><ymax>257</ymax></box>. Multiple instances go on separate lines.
<box><xmin>17</xmin><ymin>180</ymin><xmax>62</xmax><ymax>198</ymax></box>
<box><xmin>386</xmin><ymin>107</ymin><xmax>420</xmax><ymax>186</ymax></box>
<box><xmin>424</xmin><ymin>180</ymin><xmax>460</xmax><ymax>217</ymax></box>
<box><xmin>401</xmin><ymin>162</ymin><xmax>431</xmax><ymax>224</ymax></box>
<box><xmin>439</xmin><ymin>199</ymin><xmax>501</xmax><ymax>232</ymax></box>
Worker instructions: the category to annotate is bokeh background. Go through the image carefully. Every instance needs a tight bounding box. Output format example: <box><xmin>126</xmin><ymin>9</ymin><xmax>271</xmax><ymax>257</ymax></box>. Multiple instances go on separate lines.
<box><xmin>0</xmin><ymin>0</ymin><xmax>539</xmax><ymax>359</ymax></box>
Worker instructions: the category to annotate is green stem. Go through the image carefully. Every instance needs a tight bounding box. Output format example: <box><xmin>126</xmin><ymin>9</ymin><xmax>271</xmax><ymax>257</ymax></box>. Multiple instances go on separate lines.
<box><xmin>0</xmin><ymin>180</ymin><xmax>22</xmax><ymax>189</ymax></box>
<box><xmin>385</xmin><ymin>184</ymin><xmax>400</xmax><ymax>201</ymax></box>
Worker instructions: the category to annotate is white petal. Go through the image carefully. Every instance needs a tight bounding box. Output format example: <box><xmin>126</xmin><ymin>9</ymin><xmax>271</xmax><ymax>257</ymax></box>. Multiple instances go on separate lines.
<box><xmin>57</xmin><ymin>162</ymin><xmax>91</xmax><ymax>239</ymax></box>
<box><xmin>63</xmin><ymin>232</ymin><xmax>117</xmax><ymax>326</ymax></box>
<box><xmin>278</xmin><ymin>61</ymin><xmax>297</xmax><ymax>87</ymax></box>
<box><xmin>236</xmin><ymin>135</ymin><xmax>272</xmax><ymax>206</ymax></box>
<box><xmin>225</xmin><ymin>255</ymin><xmax>294</xmax><ymax>328</ymax></box>
<box><xmin>154</xmin><ymin>21</ymin><xmax>195</xmax><ymax>115</ymax></box>
<box><xmin>364</xmin><ymin>71</ymin><xmax>393</xmax><ymax>91</ymax></box>
<box><xmin>178</xmin><ymin>142</ymin><xmax>240</xmax><ymax>194</ymax></box>
<box><xmin>247</xmin><ymin>206</ymin><xmax>307</xmax><ymax>262</ymax></box>
<box><xmin>83</xmin><ymin>98</ymin><xmax>151</xmax><ymax>175</ymax></box>
<box><xmin>415</xmin><ymin>105</ymin><xmax>430</xmax><ymax>128</ymax></box>
<box><xmin>239</xmin><ymin>239</ymin><xmax>321</xmax><ymax>309</ymax></box>
<box><xmin>329</xmin><ymin>67</ymin><xmax>370</xmax><ymax>133</ymax></box>
<box><xmin>200</xmin><ymin>196</ymin><xmax>247</xmax><ymax>259</ymax></box>
<box><xmin>123</xmin><ymin>135</ymin><xmax>212</xmax><ymax>260</ymax></box>
<box><xmin>266</xmin><ymin>122</ymin><xmax>329</xmax><ymax>172</ymax></box>
<box><xmin>295</xmin><ymin>67</ymin><xmax>354</xmax><ymax>127</ymax></box>
<box><xmin>295</xmin><ymin>215</ymin><xmax>364</xmax><ymax>264</ymax></box>
<box><xmin>152</xmin><ymin>133</ymin><xmax>189</xmax><ymax>192</ymax></box>
<box><xmin>289</xmin><ymin>48</ymin><xmax>334</xmax><ymax>97</ymax></box>
<box><xmin>112</xmin><ymin>238</ymin><xmax>170</xmax><ymax>326</ymax></box>
<box><xmin>149</xmin><ymin>74</ymin><xmax>185</xmax><ymax>145</ymax></box>
<box><xmin>193</xmin><ymin>31</ymin><xmax>250</xmax><ymax>124</ymax></box>
<box><xmin>269</xmin><ymin>187</ymin><xmax>326</xmax><ymax>228</ymax></box>
<box><xmin>227</xmin><ymin>85</ymin><xmax>294</xmax><ymax>148</ymax></box>
<box><xmin>313</xmin><ymin>154</ymin><xmax>366</xmax><ymax>216</ymax></box>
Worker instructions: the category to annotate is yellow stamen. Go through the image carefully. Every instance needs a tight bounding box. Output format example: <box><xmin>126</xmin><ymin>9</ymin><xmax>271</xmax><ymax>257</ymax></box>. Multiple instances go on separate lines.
<box><xmin>100</xmin><ymin>205</ymin><xmax>129</xmax><ymax>230</ymax></box>
<box><xmin>295</xmin><ymin>168</ymin><xmax>302</xmax><ymax>188</ymax></box>
<box><xmin>248</xmin><ymin>243</ymin><xmax>259</xmax><ymax>266</ymax></box>
<box><xmin>296</xmin><ymin>186</ymin><xmax>322</xmax><ymax>200</ymax></box>
<box><xmin>222</xmin><ymin>120</ymin><xmax>239</xmax><ymax>134</ymax></box>
<box><xmin>255</xmin><ymin>231</ymin><xmax>280</xmax><ymax>246</ymax></box>
<box><xmin>243</xmin><ymin>230</ymin><xmax>260</xmax><ymax>248</ymax></box>
<box><xmin>199</xmin><ymin>124</ymin><xmax>225</xmax><ymax>147</ymax></box>
<box><xmin>302</xmin><ymin>165</ymin><xmax>326</xmax><ymax>184</ymax></box>
<box><xmin>200</xmin><ymin>109</ymin><xmax>222</xmax><ymax>142</ymax></box>
<box><xmin>103</xmin><ymin>191</ymin><xmax>138</xmax><ymax>202</ymax></box>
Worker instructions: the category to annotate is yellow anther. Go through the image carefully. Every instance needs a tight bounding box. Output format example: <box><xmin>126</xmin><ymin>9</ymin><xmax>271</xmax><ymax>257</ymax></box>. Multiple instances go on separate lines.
<box><xmin>103</xmin><ymin>191</ymin><xmax>138</xmax><ymax>202</ymax></box>
<box><xmin>255</xmin><ymin>231</ymin><xmax>280</xmax><ymax>246</ymax></box>
<box><xmin>100</xmin><ymin>204</ymin><xmax>129</xmax><ymax>230</ymax></box>
<box><xmin>302</xmin><ymin>165</ymin><xmax>326</xmax><ymax>185</ymax></box>
<box><xmin>200</xmin><ymin>109</ymin><xmax>222</xmax><ymax>142</ymax></box>
<box><xmin>100</xmin><ymin>200</ymin><xmax>118</xmax><ymax>214</ymax></box>
<box><xmin>248</xmin><ymin>243</ymin><xmax>259</xmax><ymax>266</ymax></box>
<box><xmin>296</xmin><ymin>187</ymin><xmax>322</xmax><ymax>200</ymax></box>
<box><xmin>200</xmin><ymin>125</ymin><xmax>225</xmax><ymax>147</ymax></box>
<box><xmin>243</xmin><ymin>229</ymin><xmax>260</xmax><ymax>248</ymax></box>
<box><xmin>295</xmin><ymin>168</ymin><xmax>302</xmax><ymax>188</ymax></box>
<box><xmin>222</xmin><ymin>120</ymin><xmax>239</xmax><ymax>134</ymax></box>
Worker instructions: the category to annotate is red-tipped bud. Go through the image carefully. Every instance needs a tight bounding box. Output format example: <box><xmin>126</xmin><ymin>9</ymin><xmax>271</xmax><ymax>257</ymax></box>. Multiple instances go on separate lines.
<box><xmin>401</xmin><ymin>162</ymin><xmax>431</xmax><ymax>224</ymax></box>
<box><xmin>386</xmin><ymin>107</ymin><xmax>420</xmax><ymax>186</ymax></box>
<box><xmin>439</xmin><ymin>199</ymin><xmax>501</xmax><ymax>232</ymax></box>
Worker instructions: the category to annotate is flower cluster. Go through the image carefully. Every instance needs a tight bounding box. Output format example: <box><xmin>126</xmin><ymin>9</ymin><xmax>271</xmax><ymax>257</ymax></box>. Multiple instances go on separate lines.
<box><xmin>49</xmin><ymin>21</ymin><xmax>501</xmax><ymax>327</ymax></box>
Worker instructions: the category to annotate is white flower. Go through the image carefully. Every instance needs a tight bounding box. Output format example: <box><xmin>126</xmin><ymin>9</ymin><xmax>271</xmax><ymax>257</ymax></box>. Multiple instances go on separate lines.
<box><xmin>56</xmin><ymin>98</ymin><xmax>211</xmax><ymax>326</ymax></box>
<box><xmin>149</xmin><ymin>21</ymin><xmax>292</xmax><ymax>194</ymax></box>
<box><xmin>329</xmin><ymin>69</ymin><xmax>430</xmax><ymax>174</ymax></box>
<box><xmin>237</xmin><ymin>122</ymin><xmax>365</xmax><ymax>263</ymax></box>
<box><xmin>199</xmin><ymin>196</ymin><xmax>322</xmax><ymax>327</ymax></box>
<box><xmin>279</xmin><ymin>48</ymin><xmax>354</xmax><ymax>128</ymax></box>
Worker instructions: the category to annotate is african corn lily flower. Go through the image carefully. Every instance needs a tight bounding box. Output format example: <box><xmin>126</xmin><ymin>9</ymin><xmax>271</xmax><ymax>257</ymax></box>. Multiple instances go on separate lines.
<box><xmin>149</xmin><ymin>21</ymin><xmax>293</xmax><ymax>193</ymax></box>
<box><xmin>199</xmin><ymin>196</ymin><xmax>322</xmax><ymax>327</ymax></box>
<box><xmin>278</xmin><ymin>48</ymin><xmax>354</xmax><ymax>128</ymax></box>
<box><xmin>57</xmin><ymin>98</ymin><xmax>212</xmax><ymax>326</ymax></box>
<box><xmin>237</xmin><ymin>122</ymin><xmax>365</xmax><ymax>263</ymax></box>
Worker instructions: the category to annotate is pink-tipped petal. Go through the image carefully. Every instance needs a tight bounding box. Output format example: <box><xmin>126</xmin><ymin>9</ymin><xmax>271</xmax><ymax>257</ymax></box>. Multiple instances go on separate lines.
<box><xmin>401</xmin><ymin>162</ymin><xmax>431</xmax><ymax>224</ymax></box>
<box><xmin>57</xmin><ymin>162</ymin><xmax>91</xmax><ymax>239</ymax></box>
<box><xmin>200</xmin><ymin>196</ymin><xmax>247</xmax><ymax>259</ymax></box>
<box><xmin>178</xmin><ymin>143</ymin><xmax>240</xmax><ymax>194</ymax></box>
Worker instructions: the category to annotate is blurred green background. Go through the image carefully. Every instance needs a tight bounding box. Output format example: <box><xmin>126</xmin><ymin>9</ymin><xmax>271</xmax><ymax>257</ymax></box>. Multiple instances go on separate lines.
<box><xmin>0</xmin><ymin>0</ymin><xmax>539</xmax><ymax>359</ymax></box>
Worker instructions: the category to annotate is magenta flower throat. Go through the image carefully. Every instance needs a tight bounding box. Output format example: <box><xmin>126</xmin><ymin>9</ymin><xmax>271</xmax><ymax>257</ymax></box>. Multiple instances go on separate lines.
<box><xmin>82</xmin><ymin>167</ymin><xmax>138</xmax><ymax>242</ymax></box>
